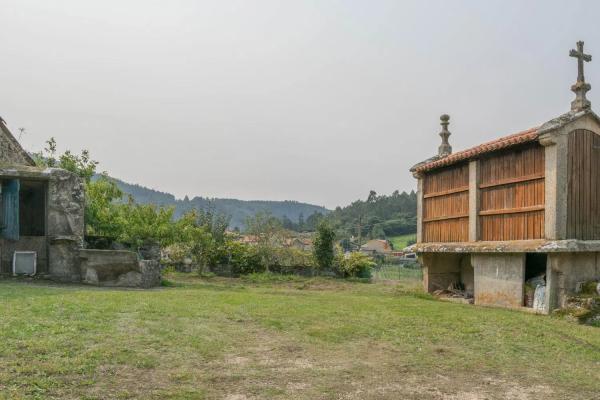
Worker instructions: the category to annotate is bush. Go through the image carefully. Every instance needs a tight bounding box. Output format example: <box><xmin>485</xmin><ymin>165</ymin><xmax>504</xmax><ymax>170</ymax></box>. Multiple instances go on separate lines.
<box><xmin>336</xmin><ymin>252</ymin><xmax>376</xmax><ymax>278</ymax></box>
<box><xmin>225</xmin><ymin>241</ymin><xmax>264</xmax><ymax>275</ymax></box>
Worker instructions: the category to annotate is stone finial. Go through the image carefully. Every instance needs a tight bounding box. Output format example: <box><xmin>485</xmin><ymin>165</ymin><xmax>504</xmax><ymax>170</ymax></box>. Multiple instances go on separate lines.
<box><xmin>438</xmin><ymin>114</ymin><xmax>452</xmax><ymax>157</ymax></box>
<box><xmin>569</xmin><ymin>41</ymin><xmax>592</xmax><ymax>112</ymax></box>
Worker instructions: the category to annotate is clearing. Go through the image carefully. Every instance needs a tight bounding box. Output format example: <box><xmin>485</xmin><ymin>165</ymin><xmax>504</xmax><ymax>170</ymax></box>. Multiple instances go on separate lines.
<box><xmin>389</xmin><ymin>233</ymin><xmax>416</xmax><ymax>251</ymax></box>
<box><xmin>0</xmin><ymin>273</ymin><xmax>598</xmax><ymax>400</ymax></box>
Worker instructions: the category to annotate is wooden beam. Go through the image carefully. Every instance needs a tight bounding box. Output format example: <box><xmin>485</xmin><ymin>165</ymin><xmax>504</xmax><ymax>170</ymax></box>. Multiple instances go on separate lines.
<box><xmin>423</xmin><ymin>214</ymin><xmax>469</xmax><ymax>223</ymax></box>
<box><xmin>478</xmin><ymin>205</ymin><xmax>545</xmax><ymax>216</ymax></box>
<box><xmin>423</xmin><ymin>186</ymin><xmax>469</xmax><ymax>199</ymax></box>
<box><xmin>478</xmin><ymin>173</ymin><xmax>544</xmax><ymax>189</ymax></box>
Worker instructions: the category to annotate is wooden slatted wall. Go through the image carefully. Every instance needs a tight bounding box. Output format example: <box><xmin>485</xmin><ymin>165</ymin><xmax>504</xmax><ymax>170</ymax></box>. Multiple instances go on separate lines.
<box><xmin>479</xmin><ymin>144</ymin><xmax>545</xmax><ymax>241</ymax></box>
<box><xmin>567</xmin><ymin>129</ymin><xmax>600</xmax><ymax>239</ymax></box>
<box><xmin>422</xmin><ymin>164</ymin><xmax>469</xmax><ymax>242</ymax></box>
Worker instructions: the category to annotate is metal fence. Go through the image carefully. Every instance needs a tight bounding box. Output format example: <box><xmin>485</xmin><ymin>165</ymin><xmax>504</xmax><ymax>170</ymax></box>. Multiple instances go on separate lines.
<box><xmin>372</xmin><ymin>264</ymin><xmax>422</xmax><ymax>281</ymax></box>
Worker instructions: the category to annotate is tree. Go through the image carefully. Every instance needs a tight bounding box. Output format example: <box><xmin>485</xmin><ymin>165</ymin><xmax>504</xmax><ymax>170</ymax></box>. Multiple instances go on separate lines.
<box><xmin>313</xmin><ymin>220</ymin><xmax>335</xmax><ymax>270</ymax></box>
<box><xmin>34</xmin><ymin>137</ymin><xmax>98</xmax><ymax>183</ymax></box>
<box><xmin>297</xmin><ymin>213</ymin><xmax>305</xmax><ymax>231</ymax></box>
<box><xmin>245</xmin><ymin>212</ymin><xmax>285</xmax><ymax>272</ymax></box>
<box><xmin>367</xmin><ymin>190</ymin><xmax>378</xmax><ymax>203</ymax></box>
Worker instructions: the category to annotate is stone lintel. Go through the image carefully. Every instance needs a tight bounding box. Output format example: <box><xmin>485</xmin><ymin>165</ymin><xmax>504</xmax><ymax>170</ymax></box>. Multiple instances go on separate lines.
<box><xmin>411</xmin><ymin>239</ymin><xmax>600</xmax><ymax>253</ymax></box>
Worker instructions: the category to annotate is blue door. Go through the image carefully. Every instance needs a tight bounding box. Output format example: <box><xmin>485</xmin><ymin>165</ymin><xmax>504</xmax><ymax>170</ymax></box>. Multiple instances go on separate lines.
<box><xmin>2</xmin><ymin>179</ymin><xmax>20</xmax><ymax>241</ymax></box>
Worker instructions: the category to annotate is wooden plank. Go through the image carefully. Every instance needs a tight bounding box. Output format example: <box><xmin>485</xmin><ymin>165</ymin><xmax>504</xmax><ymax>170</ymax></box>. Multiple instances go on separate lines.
<box><xmin>479</xmin><ymin>173</ymin><xmax>544</xmax><ymax>189</ymax></box>
<box><xmin>478</xmin><ymin>205</ymin><xmax>545</xmax><ymax>216</ymax></box>
<box><xmin>423</xmin><ymin>213</ymin><xmax>470</xmax><ymax>223</ymax></box>
<box><xmin>423</xmin><ymin>186</ymin><xmax>469</xmax><ymax>199</ymax></box>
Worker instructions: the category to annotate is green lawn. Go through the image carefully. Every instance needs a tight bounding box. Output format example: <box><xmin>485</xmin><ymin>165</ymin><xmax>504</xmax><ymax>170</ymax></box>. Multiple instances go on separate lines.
<box><xmin>389</xmin><ymin>233</ymin><xmax>416</xmax><ymax>250</ymax></box>
<box><xmin>0</xmin><ymin>274</ymin><xmax>598</xmax><ymax>399</ymax></box>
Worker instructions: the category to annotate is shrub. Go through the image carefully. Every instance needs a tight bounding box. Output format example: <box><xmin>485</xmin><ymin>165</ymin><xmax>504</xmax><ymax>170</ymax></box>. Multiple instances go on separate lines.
<box><xmin>225</xmin><ymin>241</ymin><xmax>263</xmax><ymax>275</ymax></box>
<box><xmin>337</xmin><ymin>252</ymin><xmax>376</xmax><ymax>278</ymax></box>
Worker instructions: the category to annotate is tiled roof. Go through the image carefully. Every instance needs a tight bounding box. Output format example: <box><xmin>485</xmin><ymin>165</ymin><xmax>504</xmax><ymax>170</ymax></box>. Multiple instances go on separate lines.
<box><xmin>414</xmin><ymin>126</ymin><xmax>540</xmax><ymax>173</ymax></box>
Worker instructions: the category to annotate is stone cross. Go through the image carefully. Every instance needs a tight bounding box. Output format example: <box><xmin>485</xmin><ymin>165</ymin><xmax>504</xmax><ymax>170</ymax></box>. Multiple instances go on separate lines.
<box><xmin>438</xmin><ymin>114</ymin><xmax>452</xmax><ymax>157</ymax></box>
<box><xmin>569</xmin><ymin>41</ymin><xmax>592</xmax><ymax>112</ymax></box>
<box><xmin>570</xmin><ymin>41</ymin><xmax>591</xmax><ymax>83</ymax></box>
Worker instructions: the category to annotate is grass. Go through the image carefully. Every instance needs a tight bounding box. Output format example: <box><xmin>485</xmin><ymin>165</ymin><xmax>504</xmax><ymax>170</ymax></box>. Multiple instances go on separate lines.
<box><xmin>388</xmin><ymin>233</ymin><xmax>416</xmax><ymax>250</ymax></box>
<box><xmin>0</xmin><ymin>273</ymin><xmax>598</xmax><ymax>399</ymax></box>
<box><xmin>372</xmin><ymin>264</ymin><xmax>423</xmax><ymax>281</ymax></box>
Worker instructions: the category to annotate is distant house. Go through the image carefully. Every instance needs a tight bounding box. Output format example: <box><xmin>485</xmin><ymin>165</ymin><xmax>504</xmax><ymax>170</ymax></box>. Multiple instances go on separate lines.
<box><xmin>360</xmin><ymin>239</ymin><xmax>392</xmax><ymax>255</ymax></box>
<box><xmin>239</xmin><ymin>235</ymin><xmax>260</xmax><ymax>245</ymax></box>
<box><xmin>285</xmin><ymin>237</ymin><xmax>313</xmax><ymax>251</ymax></box>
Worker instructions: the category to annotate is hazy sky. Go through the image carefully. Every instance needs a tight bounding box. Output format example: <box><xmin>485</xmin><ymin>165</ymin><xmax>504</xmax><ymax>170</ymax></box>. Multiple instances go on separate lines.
<box><xmin>1</xmin><ymin>1</ymin><xmax>599</xmax><ymax>208</ymax></box>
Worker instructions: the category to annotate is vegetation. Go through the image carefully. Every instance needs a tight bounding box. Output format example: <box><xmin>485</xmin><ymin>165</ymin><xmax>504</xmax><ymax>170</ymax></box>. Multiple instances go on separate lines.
<box><xmin>313</xmin><ymin>221</ymin><xmax>335</xmax><ymax>270</ymax></box>
<box><xmin>336</xmin><ymin>251</ymin><xmax>376</xmax><ymax>278</ymax></box>
<box><xmin>104</xmin><ymin>176</ymin><xmax>329</xmax><ymax>230</ymax></box>
<box><xmin>0</xmin><ymin>276</ymin><xmax>597</xmax><ymax>399</ymax></box>
<box><xmin>326</xmin><ymin>190</ymin><xmax>417</xmax><ymax>249</ymax></box>
<box><xmin>388</xmin><ymin>233</ymin><xmax>417</xmax><ymax>251</ymax></box>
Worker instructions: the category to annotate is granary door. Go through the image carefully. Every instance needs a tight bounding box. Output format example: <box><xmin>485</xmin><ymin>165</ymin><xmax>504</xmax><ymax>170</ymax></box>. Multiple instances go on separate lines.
<box><xmin>1</xmin><ymin>179</ymin><xmax>20</xmax><ymax>241</ymax></box>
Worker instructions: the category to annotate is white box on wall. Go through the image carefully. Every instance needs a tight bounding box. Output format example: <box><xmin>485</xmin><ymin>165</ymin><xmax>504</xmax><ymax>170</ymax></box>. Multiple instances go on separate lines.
<box><xmin>13</xmin><ymin>251</ymin><xmax>36</xmax><ymax>275</ymax></box>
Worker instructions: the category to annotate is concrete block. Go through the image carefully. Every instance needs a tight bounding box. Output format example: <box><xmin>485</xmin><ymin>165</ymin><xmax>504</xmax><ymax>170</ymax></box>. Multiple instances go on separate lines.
<box><xmin>472</xmin><ymin>253</ymin><xmax>525</xmax><ymax>308</ymax></box>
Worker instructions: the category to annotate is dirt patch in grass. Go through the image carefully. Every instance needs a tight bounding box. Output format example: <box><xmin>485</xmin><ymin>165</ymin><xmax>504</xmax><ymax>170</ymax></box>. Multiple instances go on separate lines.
<box><xmin>0</xmin><ymin>278</ymin><xmax>597</xmax><ymax>399</ymax></box>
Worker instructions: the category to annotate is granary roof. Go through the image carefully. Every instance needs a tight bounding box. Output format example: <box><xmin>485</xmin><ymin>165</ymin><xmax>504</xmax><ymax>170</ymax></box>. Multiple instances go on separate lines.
<box><xmin>410</xmin><ymin>108</ymin><xmax>600</xmax><ymax>174</ymax></box>
<box><xmin>411</xmin><ymin>126</ymin><xmax>540</xmax><ymax>173</ymax></box>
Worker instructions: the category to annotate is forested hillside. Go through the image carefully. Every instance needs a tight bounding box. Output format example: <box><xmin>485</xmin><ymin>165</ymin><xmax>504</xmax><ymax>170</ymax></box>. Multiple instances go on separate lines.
<box><xmin>101</xmin><ymin>176</ymin><xmax>330</xmax><ymax>229</ymax></box>
<box><xmin>328</xmin><ymin>190</ymin><xmax>417</xmax><ymax>242</ymax></box>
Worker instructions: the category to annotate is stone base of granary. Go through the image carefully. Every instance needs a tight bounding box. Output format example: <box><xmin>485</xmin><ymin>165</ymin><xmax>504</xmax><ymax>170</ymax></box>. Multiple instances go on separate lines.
<box><xmin>78</xmin><ymin>249</ymin><xmax>161</xmax><ymax>288</ymax></box>
<box><xmin>419</xmin><ymin>250</ymin><xmax>600</xmax><ymax>314</ymax></box>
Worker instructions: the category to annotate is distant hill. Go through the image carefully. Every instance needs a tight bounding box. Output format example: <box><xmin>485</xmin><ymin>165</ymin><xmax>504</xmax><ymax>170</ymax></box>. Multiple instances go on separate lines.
<box><xmin>97</xmin><ymin>176</ymin><xmax>330</xmax><ymax>230</ymax></box>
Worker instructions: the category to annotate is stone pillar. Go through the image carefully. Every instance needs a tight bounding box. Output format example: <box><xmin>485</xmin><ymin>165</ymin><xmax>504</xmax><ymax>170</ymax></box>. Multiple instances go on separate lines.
<box><xmin>46</xmin><ymin>169</ymin><xmax>85</xmax><ymax>281</ymax></box>
<box><xmin>416</xmin><ymin>177</ymin><xmax>424</xmax><ymax>243</ymax></box>
<box><xmin>541</xmin><ymin>135</ymin><xmax>568</xmax><ymax>240</ymax></box>
<box><xmin>468</xmin><ymin>160</ymin><xmax>480</xmax><ymax>241</ymax></box>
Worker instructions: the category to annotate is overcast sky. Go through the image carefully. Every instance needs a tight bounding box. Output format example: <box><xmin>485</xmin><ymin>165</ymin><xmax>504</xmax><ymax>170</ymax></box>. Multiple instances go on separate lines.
<box><xmin>1</xmin><ymin>1</ymin><xmax>599</xmax><ymax>208</ymax></box>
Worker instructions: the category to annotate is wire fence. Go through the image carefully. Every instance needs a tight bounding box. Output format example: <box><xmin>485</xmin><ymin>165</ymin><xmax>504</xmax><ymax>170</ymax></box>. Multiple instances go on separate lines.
<box><xmin>372</xmin><ymin>264</ymin><xmax>422</xmax><ymax>281</ymax></box>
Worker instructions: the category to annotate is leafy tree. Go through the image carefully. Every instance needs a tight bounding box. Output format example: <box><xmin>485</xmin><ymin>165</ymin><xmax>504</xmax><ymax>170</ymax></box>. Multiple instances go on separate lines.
<box><xmin>85</xmin><ymin>174</ymin><xmax>124</xmax><ymax>238</ymax></box>
<box><xmin>245</xmin><ymin>211</ymin><xmax>285</xmax><ymax>272</ymax></box>
<box><xmin>313</xmin><ymin>220</ymin><xmax>335</xmax><ymax>270</ymax></box>
<box><xmin>34</xmin><ymin>137</ymin><xmax>98</xmax><ymax>183</ymax></box>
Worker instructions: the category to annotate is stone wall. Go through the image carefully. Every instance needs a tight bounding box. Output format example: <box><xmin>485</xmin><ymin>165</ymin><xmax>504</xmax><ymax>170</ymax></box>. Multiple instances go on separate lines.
<box><xmin>0</xmin><ymin>123</ymin><xmax>35</xmax><ymax>166</ymax></box>
<box><xmin>79</xmin><ymin>249</ymin><xmax>161</xmax><ymax>288</ymax></box>
<box><xmin>420</xmin><ymin>253</ymin><xmax>464</xmax><ymax>293</ymax></box>
<box><xmin>547</xmin><ymin>252</ymin><xmax>600</xmax><ymax>310</ymax></box>
<box><xmin>46</xmin><ymin>169</ymin><xmax>85</xmax><ymax>281</ymax></box>
<box><xmin>0</xmin><ymin>237</ymin><xmax>47</xmax><ymax>274</ymax></box>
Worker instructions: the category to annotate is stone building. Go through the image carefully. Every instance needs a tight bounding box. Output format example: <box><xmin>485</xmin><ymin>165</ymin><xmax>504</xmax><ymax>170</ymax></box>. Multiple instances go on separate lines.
<box><xmin>0</xmin><ymin>117</ymin><xmax>159</xmax><ymax>287</ymax></box>
<box><xmin>410</xmin><ymin>41</ymin><xmax>600</xmax><ymax>313</ymax></box>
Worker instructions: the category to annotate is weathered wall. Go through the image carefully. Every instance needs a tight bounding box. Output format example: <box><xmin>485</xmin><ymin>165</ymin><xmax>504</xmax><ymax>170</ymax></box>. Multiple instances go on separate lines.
<box><xmin>46</xmin><ymin>169</ymin><xmax>85</xmax><ymax>281</ymax></box>
<box><xmin>547</xmin><ymin>252</ymin><xmax>600</xmax><ymax>310</ymax></box>
<box><xmin>420</xmin><ymin>253</ymin><xmax>464</xmax><ymax>292</ymax></box>
<box><xmin>0</xmin><ymin>122</ymin><xmax>35</xmax><ymax>166</ymax></box>
<box><xmin>566</xmin><ymin>129</ymin><xmax>600</xmax><ymax>239</ymax></box>
<box><xmin>472</xmin><ymin>253</ymin><xmax>525</xmax><ymax>308</ymax></box>
<box><xmin>46</xmin><ymin>169</ymin><xmax>85</xmax><ymax>239</ymax></box>
<box><xmin>0</xmin><ymin>237</ymin><xmax>47</xmax><ymax>274</ymax></box>
<box><xmin>79</xmin><ymin>249</ymin><xmax>139</xmax><ymax>283</ymax></box>
<box><xmin>79</xmin><ymin>249</ymin><xmax>161</xmax><ymax>288</ymax></box>
<box><xmin>460</xmin><ymin>256</ymin><xmax>474</xmax><ymax>296</ymax></box>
